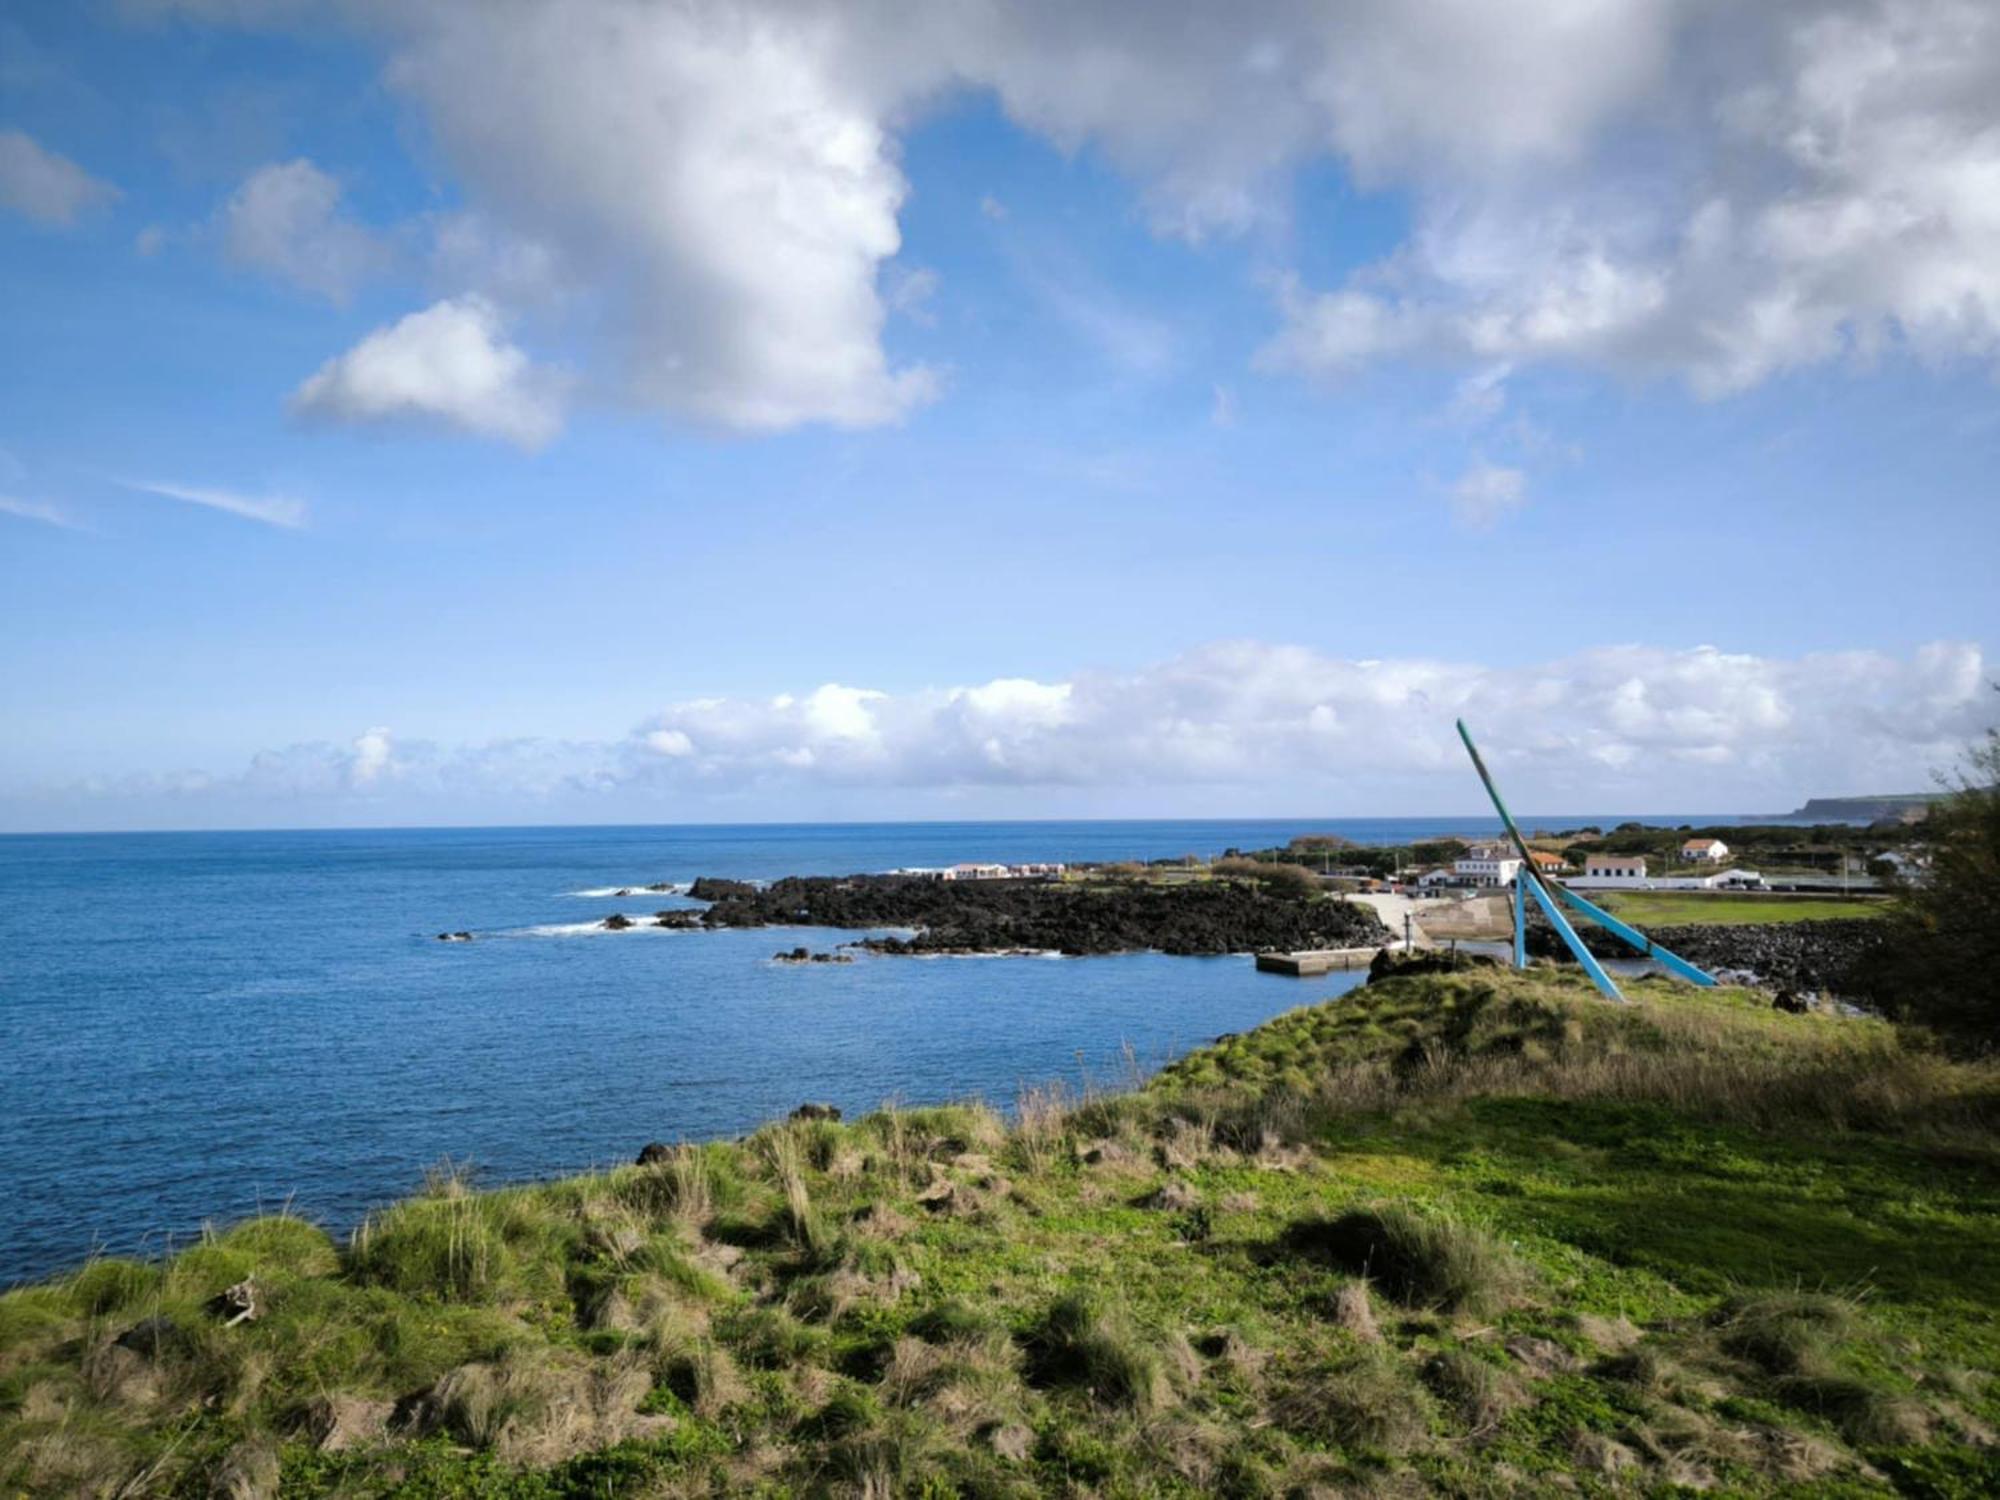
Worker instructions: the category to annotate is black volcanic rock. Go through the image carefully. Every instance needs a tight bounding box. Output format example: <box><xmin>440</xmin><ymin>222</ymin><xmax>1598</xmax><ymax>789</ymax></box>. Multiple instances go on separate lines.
<box><xmin>689</xmin><ymin>873</ymin><xmax>1389</xmax><ymax>958</ymax></box>
<box><xmin>688</xmin><ymin>877</ymin><xmax>758</xmax><ymax>902</ymax></box>
<box><xmin>1525</xmin><ymin>913</ymin><xmax>1884</xmax><ymax>993</ymax></box>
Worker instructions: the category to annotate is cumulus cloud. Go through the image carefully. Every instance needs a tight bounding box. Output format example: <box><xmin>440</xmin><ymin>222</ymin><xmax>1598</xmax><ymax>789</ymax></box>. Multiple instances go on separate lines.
<box><xmin>373</xmin><ymin>0</ymin><xmax>940</xmax><ymax>432</ymax></box>
<box><xmin>117</xmin><ymin>478</ymin><xmax>307</xmax><ymax>528</ymax></box>
<box><xmin>619</xmin><ymin>643</ymin><xmax>1992</xmax><ymax>796</ymax></box>
<box><xmin>141</xmin><ymin>0</ymin><xmax>2000</xmax><ymax>419</ymax></box>
<box><xmin>0</xmin><ymin>128</ymin><xmax>117</xmax><ymax>226</ymax></box>
<box><xmin>1449</xmin><ymin>461</ymin><xmax>1527</xmax><ymax>529</ymax></box>
<box><xmin>34</xmin><ymin>640</ymin><xmax>1988</xmax><ymax>823</ymax></box>
<box><xmin>1258</xmin><ymin>0</ymin><xmax>2000</xmax><ymax>396</ymax></box>
<box><xmin>291</xmin><ymin>295</ymin><xmax>568</xmax><ymax>447</ymax></box>
<box><xmin>219</xmin><ymin>158</ymin><xmax>388</xmax><ymax>301</ymax></box>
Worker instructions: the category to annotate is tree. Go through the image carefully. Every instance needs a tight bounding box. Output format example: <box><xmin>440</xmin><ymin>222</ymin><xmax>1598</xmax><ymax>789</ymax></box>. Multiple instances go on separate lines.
<box><xmin>1856</xmin><ymin>703</ymin><xmax>2000</xmax><ymax>1050</ymax></box>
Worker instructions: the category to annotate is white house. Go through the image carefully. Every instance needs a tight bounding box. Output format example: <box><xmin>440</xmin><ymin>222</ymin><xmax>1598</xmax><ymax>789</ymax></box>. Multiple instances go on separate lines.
<box><xmin>1573</xmin><ymin>855</ymin><xmax>1648</xmax><ymax>887</ymax></box>
<box><xmin>1681</xmin><ymin>837</ymin><xmax>1730</xmax><ymax>864</ymax></box>
<box><xmin>1454</xmin><ymin>846</ymin><xmax>1522</xmax><ymax>887</ymax></box>
<box><xmin>1416</xmin><ymin>867</ymin><xmax>1459</xmax><ymax>889</ymax></box>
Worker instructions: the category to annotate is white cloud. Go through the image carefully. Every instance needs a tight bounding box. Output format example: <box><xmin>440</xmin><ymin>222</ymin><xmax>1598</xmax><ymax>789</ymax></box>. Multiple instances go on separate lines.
<box><xmin>1449</xmin><ymin>461</ymin><xmax>1527</xmax><ymax>529</ymax></box>
<box><xmin>117</xmin><ymin>478</ymin><xmax>307</xmax><ymax>528</ymax></box>
<box><xmin>1260</xmin><ymin>0</ymin><xmax>2000</xmax><ymax>396</ymax></box>
<box><xmin>0</xmin><ymin>495</ymin><xmax>85</xmax><ymax>531</ymax></box>
<box><xmin>147</xmin><ymin>0</ymin><xmax>2000</xmax><ymax>417</ymax></box>
<box><xmin>885</xmin><ymin>264</ymin><xmax>940</xmax><ymax>326</ymax></box>
<box><xmin>219</xmin><ymin>158</ymin><xmax>388</xmax><ymax>301</ymax></box>
<box><xmin>291</xmin><ymin>295</ymin><xmax>567</xmax><ymax>448</ymax></box>
<box><xmin>0</xmin><ymin>128</ymin><xmax>117</xmax><ymax>226</ymax></box>
<box><xmin>22</xmin><ymin>639</ymin><xmax>1991</xmax><ymax>821</ymax></box>
<box><xmin>372</xmin><ymin>0</ymin><xmax>939</xmax><ymax>432</ymax></box>
<box><xmin>616</xmin><ymin>641</ymin><xmax>1991</xmax><ymax>805</ymax></box>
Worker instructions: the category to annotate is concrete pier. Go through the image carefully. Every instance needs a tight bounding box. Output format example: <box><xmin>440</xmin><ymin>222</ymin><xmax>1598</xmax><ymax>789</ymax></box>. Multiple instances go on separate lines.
<box><xmin>1254</xmin><ymin>946</ymin><xmax>1387</xmax><ymax>977</ymax></box>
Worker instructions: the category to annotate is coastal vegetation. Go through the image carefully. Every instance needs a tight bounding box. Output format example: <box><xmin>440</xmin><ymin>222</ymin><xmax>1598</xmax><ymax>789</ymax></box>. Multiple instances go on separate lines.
<box><xmin>4</xmin><ymin>968</ymin><xmax>1996</xmax><ymax>1497</ymax></box>
<box><xmin>1853</xmin><ymin>717</ymin><xmax>2000</xmax><ymax>1050</ymax></box>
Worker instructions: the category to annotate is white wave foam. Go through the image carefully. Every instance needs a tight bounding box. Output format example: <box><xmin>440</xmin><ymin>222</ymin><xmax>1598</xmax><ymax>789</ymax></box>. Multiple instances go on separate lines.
<box><xmin>515</xmin><ymin>915</ymin><xmax>677</xmax><ymax>937</ymax></box>
<box><xmin>569</xmin><ymin>882</ymin><xmax>689</xmax><ymax>898</ymax></box>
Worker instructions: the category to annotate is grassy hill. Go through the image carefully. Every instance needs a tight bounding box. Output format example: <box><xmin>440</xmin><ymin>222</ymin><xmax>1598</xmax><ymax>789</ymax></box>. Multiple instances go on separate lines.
<box><xmin>3</xmin><ymin>969</ymin><xmax>1996</xmax><ymax>1497</ymax></box>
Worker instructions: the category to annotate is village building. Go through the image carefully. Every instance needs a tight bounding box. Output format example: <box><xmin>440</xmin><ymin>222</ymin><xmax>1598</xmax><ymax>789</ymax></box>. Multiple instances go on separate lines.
<box><xmin>1454</xmin><ymin>842</ymin><xmax>1522</xmax><ymax>887</ymax></box>
<box><xmin>1681</xmin><ymin>837</ymin><xmax>1730</xmax><ymax>863</ymax></box>
<box><xmin>1575</xmin><ymin>855</ymin><xmax>1648</xmax><ymax>885</ymax></box>
<box><xmin>933</xmin><ymin>861</ymin><xmax>1066</xmax><ymax>881</ymax></box>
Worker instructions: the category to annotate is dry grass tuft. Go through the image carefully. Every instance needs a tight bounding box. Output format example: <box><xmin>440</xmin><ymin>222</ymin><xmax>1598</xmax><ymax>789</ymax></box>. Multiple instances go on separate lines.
<box><xmin>1283</xmin><ymin>1206</ymin><xmax>1524</xmax><ymax>1315</ymax></box>
<box><xmin>1022</xmin><ymin>1292</ymin><xmax>1169</xmax><ymax>1412</ymax></box>
<box><xmin>1423</xmin><ymin>1346</ymin><xmax>1525</xmax><ymax>1434</ymax></box>
<box><xmin>1272</xmin><ymin>1340</ymin><xmax>1435</xmax><ymax>1455</ymax></box>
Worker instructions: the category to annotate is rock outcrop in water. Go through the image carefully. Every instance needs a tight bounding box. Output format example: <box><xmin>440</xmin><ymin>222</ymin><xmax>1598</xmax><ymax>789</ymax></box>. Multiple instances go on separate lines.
<box><xmin>688</xmin><ymin>873</ymin><xmax>1390</xmax><ymax>957</ymax></box>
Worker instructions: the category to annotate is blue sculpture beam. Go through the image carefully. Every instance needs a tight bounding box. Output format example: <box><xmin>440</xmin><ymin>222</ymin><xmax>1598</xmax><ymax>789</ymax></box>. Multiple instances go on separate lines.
<box><xmin>1454</xmin><ymin>718</ymin><xmax>1718</xmax><ymax>997</ymax></box>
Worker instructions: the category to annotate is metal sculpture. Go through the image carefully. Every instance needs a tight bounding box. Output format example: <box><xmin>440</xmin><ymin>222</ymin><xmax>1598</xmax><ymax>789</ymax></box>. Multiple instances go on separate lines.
<box><xmin>1456</xmin><ymin>718</ymin><xmax>1716</xmax><ymax>1001</ymax></box>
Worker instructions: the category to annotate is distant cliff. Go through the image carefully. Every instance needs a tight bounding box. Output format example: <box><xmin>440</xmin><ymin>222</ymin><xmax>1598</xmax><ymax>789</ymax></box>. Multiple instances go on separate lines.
<box><xmin>1766</xmin><ymin>794</ymin><xmax>1943</xmax><ymax>824</ymax></box>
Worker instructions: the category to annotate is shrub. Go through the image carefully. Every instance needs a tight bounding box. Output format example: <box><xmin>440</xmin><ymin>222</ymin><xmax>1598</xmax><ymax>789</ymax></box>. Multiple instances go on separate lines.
<box><xmin>1853</xmin><ymin>717</ymin><xmax>2000</xmax><ymax>1050</ymax></box>
<box><xmin>1213</xmin><ymin>858</ymin><xmax>1322</xmax><ymax>898</ymax></box>
<box><xmin>1282</xmin><ymin>1206</ymin><xmax>1523</xmax><ymax>1315</ymax></box>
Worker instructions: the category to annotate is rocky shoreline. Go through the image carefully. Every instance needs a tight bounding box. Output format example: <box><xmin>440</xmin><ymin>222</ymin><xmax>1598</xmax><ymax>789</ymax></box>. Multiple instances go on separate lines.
<box><xmin>1527</xmin><ymin>915</ymin><xmax>1884</xmax><ymax>993</ymax></box>
<box><xmin>636</xmin><ymin>873</ymin><xmax>1390</xmax><ymax>957</ymax></box>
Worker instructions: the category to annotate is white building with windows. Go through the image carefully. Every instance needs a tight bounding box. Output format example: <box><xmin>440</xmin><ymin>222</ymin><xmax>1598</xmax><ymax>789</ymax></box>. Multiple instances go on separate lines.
<box><xmin>1681</xmin><ymin>837</ymin><xmax>1730</xmax><ymax>863</ymax></box>
<box><xmin>1572</xmin><ymin>855</ymin><xmax>1649</xmax><ymax>887</ymax></box>
<box><xmin>1453</xmin><ymin>844</ymin><xmax>1522</xmax><ymax>887</ymax></box>
<box><xmin>1464</xmin><ymin>852</ymin><xmax>1520</xmax><ymax>888</ymax></box>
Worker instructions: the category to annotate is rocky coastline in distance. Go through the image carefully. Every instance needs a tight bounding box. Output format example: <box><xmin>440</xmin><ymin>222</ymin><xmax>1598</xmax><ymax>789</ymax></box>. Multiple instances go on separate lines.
<box><xmin>631</xmin><ymin>872</ymin><xmax>1389</xmax><ymax>957</ymax></box>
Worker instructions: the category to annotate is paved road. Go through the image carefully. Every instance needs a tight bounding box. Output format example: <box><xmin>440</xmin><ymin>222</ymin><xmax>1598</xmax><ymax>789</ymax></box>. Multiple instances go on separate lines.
<box><xmin>1346</xmin><ymin>892</ymin><xmax>1436</xmax><ymax>948</ymax></box>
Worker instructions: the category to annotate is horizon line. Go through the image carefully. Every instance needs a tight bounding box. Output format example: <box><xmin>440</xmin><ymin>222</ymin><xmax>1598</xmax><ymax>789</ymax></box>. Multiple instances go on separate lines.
<box><xmin>0</xmin><ymin>809</ymin><xmax>1813</xmax><ymax>839</ymax></box>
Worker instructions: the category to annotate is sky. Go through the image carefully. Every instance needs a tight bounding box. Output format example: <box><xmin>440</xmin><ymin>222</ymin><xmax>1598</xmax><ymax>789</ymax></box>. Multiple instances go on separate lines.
<box><xmin>1</xmin><ymin>0</ymin><xmax>1996</xmax><ymax>832</ymax></box>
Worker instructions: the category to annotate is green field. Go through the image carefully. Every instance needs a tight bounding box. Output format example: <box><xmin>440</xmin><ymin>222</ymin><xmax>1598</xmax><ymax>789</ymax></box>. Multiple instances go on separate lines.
<box><xmin>1599</xmin><ymin>891</ymin><xmax>1889</xmax><ymax>926</ymax></box>
<box><xmin>3</xmin><ymin>968</ymin><xmax>1994</xmax><ymax>1497</ymax></box>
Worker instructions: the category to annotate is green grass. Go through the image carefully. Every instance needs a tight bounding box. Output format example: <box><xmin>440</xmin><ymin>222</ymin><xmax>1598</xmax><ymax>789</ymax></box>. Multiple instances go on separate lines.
<box><xmin>2</xmin><ymin>968</ymin><xmax>1995</xmax><ymax>1497</ymax></box>
<box><xmin>1599</xmin><ymin>891</ymin><xmax>1889</xmax><ymax>925</ymax></box>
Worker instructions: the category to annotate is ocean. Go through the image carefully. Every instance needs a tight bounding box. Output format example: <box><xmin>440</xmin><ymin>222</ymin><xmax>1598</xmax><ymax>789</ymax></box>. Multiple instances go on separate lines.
<box><xmin>0</xmin><ymin>816</ymin><xmax>1746</xmax><ymax>1285</ymax></box>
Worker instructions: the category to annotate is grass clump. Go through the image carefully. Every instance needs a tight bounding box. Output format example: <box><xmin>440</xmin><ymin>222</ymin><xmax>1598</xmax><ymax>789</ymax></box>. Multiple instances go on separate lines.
<box><xmin>1716</xmin><ymin>1290</ymin><xmax>1858</xmax><ymax>1377</ymax></box>
<box><xmin>1273</xmin><ymin>1340</ymin><xmax>1436</xmax><ymax>1455</ymax></box>
<box><xmin>1022</xmin><ymin>1292</ymin><xmax>1169</xmax><ymax>1411</ymax></box>
<box><xmin>1425</xmin><ymin>1345</ymin><xmax>1527</xmax><ymax>1434</ymax></box>
<box><xmin>1283</xmin><ymin>1205</ymin><xmax>1524</xmax><ymax>1315</ymax></box>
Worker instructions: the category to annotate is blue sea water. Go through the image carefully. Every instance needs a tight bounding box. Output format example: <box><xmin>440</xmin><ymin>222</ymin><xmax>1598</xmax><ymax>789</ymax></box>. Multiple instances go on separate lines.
<box><xmin>0</xmin><ymin>816</ymin><xmax>1745</xmax><ymax>1285</ymax></box>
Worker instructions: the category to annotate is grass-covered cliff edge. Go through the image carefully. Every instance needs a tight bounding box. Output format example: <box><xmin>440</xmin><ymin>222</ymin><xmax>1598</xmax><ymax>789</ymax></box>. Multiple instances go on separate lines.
<box><xmin>4</xmin><ymin>970</ymin><xmax>1997</xmax><ymax>1498</ymax></box>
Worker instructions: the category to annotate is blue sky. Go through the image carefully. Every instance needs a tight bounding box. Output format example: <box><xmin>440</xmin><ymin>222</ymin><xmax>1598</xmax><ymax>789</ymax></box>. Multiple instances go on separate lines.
<box><xmin>2</xmin><ymin>0</ymin><xmax>1996</xmax><ymax>830</ymax></box>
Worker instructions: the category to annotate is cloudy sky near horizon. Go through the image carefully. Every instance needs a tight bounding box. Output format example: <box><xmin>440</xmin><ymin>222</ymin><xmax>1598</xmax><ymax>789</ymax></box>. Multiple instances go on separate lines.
<box><xmin>2</xmin><ymin>0</ymin><xmax>1997</xmax><ymax>831</ymax></box>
